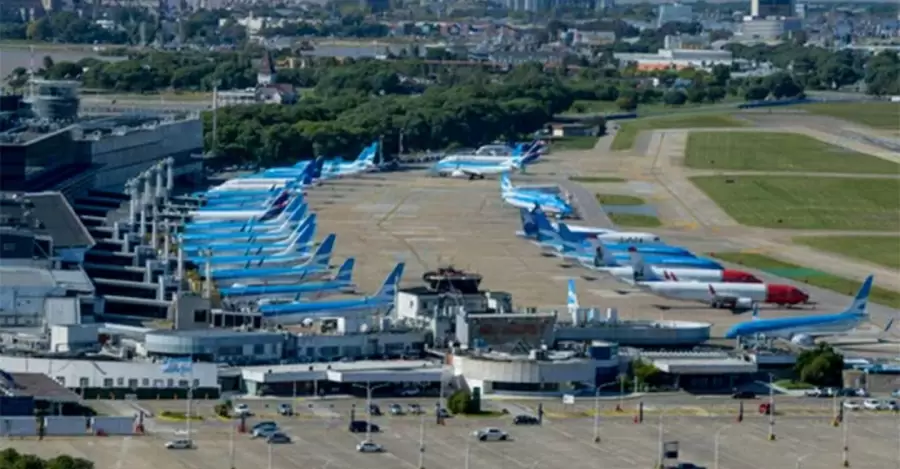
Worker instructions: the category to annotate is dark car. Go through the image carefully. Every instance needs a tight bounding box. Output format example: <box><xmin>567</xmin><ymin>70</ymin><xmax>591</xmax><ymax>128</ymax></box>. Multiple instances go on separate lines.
<box><xmin>513</xmin><ymin>415</ymin><xmax>539</xmax><ymax>425</ymax></box>
<box><xmin>349</xmin><ymin>420</ymin><xmax>380</xmax><ymax>433</ymax></box>
<box><xmin>732</xmin><ymin>390</ymin><xmax>757</xmax><ymax>399</ymax></box>
<box><xmin>266</xmin><ymin>432</ymin><xmax>291</xmax><ymax>444</ymax></box>
<box><xmin>369</xmin><ymin>404</ymin><xmax>382</xmax><ymax>416</ymax></box>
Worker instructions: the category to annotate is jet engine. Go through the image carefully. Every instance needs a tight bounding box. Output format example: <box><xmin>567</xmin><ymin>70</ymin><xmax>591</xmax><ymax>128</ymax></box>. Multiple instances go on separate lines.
<box><xmin>734</xmin><ymin>298</ymin><xmax>754</xmax><ymax>310</ymax></box>
<box><xmin>791</xmin><ymin>334</ymin><xmax>814</xmax><ymax>347</ymax></box>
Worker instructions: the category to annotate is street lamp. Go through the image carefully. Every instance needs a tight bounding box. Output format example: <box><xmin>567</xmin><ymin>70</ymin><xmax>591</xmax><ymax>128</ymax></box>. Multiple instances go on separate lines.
<box><xmin>796</xmin><ymin>453</ymin><xmax>813</xmax><ymax>469</ymax></box>
<box><xmin>464</xmin><ymin>431</ymin><xmax>472</xmax><ymax>469</ymax></box>
<box><xmin>592</xmin><ymin>381</ymin><xmax>619</xmax><ymax>444</ymax></box>
<box><xmin>714</xmin><ymin>424</ymin><xmax>731</xmax><ymax>469</ymax></box>
<box><xmin>351</xmin><ymin>381</ymin><xmax>391</xmax><ymax>443</ymax></box>
<box><xmin>767</xmin><ymin>373</ymin><xmax>776</xmax><ymax>441</ymax></box>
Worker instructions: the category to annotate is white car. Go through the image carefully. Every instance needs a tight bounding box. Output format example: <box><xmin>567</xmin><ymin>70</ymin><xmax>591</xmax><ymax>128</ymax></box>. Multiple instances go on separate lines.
<box><xmin>165</xmin><ymin>439</ymin><xmax>193</xmax><ymax>449</ymax></box>
<box><xmin>473</xmin><ymin>428</ymin><xmax>508</xmax><ymax>442</ymax></box>
<box><xmin>886</xmin><ymin>400</ymin><xmax>899</xmax><ymax>411</ymax></box>
<box><xmin>843</xmin><ymin>400</ymin><xmax>861</xmax><ymax>411</ymax></box>
<box><xmin>399</xmin><ymin>388</ymin><xmax>420</xmax><ymax>397</ymax></box>
<box><xmin>863</xmin><ymin>399</ymin><xmax>882</xmax><ymax>410</ymax></box>
<box><xmin>233</xmin><ymin>403</ymin><xmax>251</xmax><ymax>416</ymax></box>
<box><xmin>356</xmin><ymin>440</ymin><xmax>383</xmax><ymax>453</ymax></box>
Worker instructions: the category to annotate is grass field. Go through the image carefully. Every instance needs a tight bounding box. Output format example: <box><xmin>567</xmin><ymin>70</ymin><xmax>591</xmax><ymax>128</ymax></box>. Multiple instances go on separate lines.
<box><xmin>684</xmin><ymin>132</ymin><xmax>900</xmax><ymax>173</ymax></box>
<box><xmin>569</xmin><ymin>176</ymin><xmax>626</xmax><ymax>183</ymax></box>
<box><xmin>611</xmin><ymin>114</ymin><xmax>745</xmax><ymax>151</ymax></box>
<box><xmin>596</xmin><ymin>193</ymin><xmax>646</xmax><ymax>205</ymax></box>
<box><xmin>690</xmin><ymin>176</ymin><xmax>900</xmax><ymax>231</ymax></box>
<box><xmin>711</xmin><ymin>252</ymin><xmax>900</xmax><ymax>308</ymax></box>
<box><xmin>793</xmin><ymin>235</ymin><xmax>900</xmax><ymax>270</ymax></box>
<box><xmin>550</xmin><ymin>136</ymin><xmax>598</xmax><ymax>150</ymax></box>
<box><xmin>609</xmin><ymin>212</ymin><xmax>662</xmax><ymax>227</ymax></box>
<box><xmin>798</xmin><ymin>102</ymin><xmax>900</xmax><ymax>131</ymax></box>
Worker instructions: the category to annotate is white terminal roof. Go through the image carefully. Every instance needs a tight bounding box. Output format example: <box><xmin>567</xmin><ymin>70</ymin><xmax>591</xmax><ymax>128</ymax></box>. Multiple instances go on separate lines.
<box><xmin>240</xmin><ymin>359</ymin><xmax>450</xmax><ymax>384</ymax></box>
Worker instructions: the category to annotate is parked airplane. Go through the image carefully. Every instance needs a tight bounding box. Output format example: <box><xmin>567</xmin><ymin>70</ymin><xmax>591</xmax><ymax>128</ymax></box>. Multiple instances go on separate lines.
<box><xmin>432</xmin><ymin>156</ymin><xmax>527</xmax><ymax>180</ymax></box>
<box><xmin>595</xmin><ymin>243</ymin><xmax>722</xmax><ymax>270</ymax></box>
<box><xmin>181</xmin><ymin>216</ymin><xmax>318</xmax><ymax>257</ymax></box>
<box><xmin>258</xmin><ymin>263</ymin><xmax>405</xmax><ymax>324</ymax></box>
<box><xmin>187</xmin><ymin>191</ymin><xmax>297</xmax><ymax>222</ymax></box>
<box><xmin>181</xmin><ymin>213</ymin><xmax>316</xmax><ymax>245</ymax></box>
<box><xmin>517</xmin><ymin>207</ymin><xmax>660</xmax><ymax>245</ymax></box>
<box><xmin>501</xmin><ymin>174</ymin><xmax>573</xmax><ymax>217</ymax></box>
<box><xmin>208</xmin><ymin>164</ymin><xmax>315</xmax><ymax>193</ymax></box>
<box><xmin>634</xmin><ymin>274</ymin><xmax>810</xmax><ymax>311</ymax></box>
<box><xmin>219</xmin><ymin>258</ymin><xmax>356</xmax><ymax>302</ymax></box>
<box><xmin>187</xmin><ymin>231</ymin><xmax>329</xmax><ymax>272</ymax></box>
<box><xmin>555</xmin><ymin>223</ymin><xmax>692</xmax><ymax>257</ymax></box>
<box><xmin>316</xmin><ymin>142</ymin><xmax>379</xmax><ymax>179</ymax></box>
<box><xmin>210</xmin><ymin>239</ymin><xmax>336</xmax><ymax>287</ymax></box>
<box><xmin>627</xmin><ymin>252</ymin><xmax>762</xmax><ymax>284</ymax></box>
<box><xmin>182</xmin><ymin>200</ymin><xmax>308</xmax><ymax>235</ymax></box>
<box><xmin>725</xmin><ymin>276</ymin><xmax>879</xmax><ymax>345</ymax></box>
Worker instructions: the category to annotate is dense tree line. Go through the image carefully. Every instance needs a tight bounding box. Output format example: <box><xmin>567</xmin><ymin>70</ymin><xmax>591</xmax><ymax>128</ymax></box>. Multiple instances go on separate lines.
<box><xmin>258</xmin><ymin>12</ymin><xmax>389</xmax><ymax>39</ymax></box>
<box><xmin>727</xmin><ymin>42</ymin><xmax>899</xmax><ymax>96</ymax></box>
<box><xmin>0</xmin><ymin>449</ymin><xmax>93</xmax><ymax>469</ymax></box>
<box><xmin>206</xmin><ymin>63</ymin><xmax>573</xmax><ymax>166</ymax></box>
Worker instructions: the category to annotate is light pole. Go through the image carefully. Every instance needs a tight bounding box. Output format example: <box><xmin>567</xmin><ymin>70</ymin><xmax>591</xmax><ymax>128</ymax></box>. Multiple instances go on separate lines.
<box><xmin>592</xmin><ymin>381</ymin><xmax>619</xmax><ymax>443</ymax></box>
<box><xmin>267</xmin><ymin>439</ymin><xmax>273</xmax><ymax>469</ymax></box>
<box><xmin>796</xmin><ymin>453</ymin><xmax>813</xmax><ymax>469</ymax></box>
<box><xmin>656</xmin><ymin>414</ymin><xmax>664</xmax><ymax>469</ymax></box>
<box><xmin>228</xmin><ymin>420</ymin><xmax>236</xmax><ymax>469</ymax></box>
<box><xmin>714</xmin><ymin>424</ymin><xmax>731</xmax><ymax>469</ymax></box>
<box><xmin>351</xmin><ymin>381</ymin><xmax>391</xmax><ymax>443</ymax></box>
<box><xmin>417</xmin><ymin>412</ymin><xmax>426</xmax><ymax>469</ymax></box>
<box><xmin>464</xmin><ymin>432</ymin><xmax>472</xmax><ymax>469</ymax></box>
<box><xmin>767</xmin><ymin>373</ymin><xmax>776</xmax><ymax>441</ymax></box>
<box><xmin>842</xmin><ymin>407</ymin><xmax>850</xmax><ymax>467</ymax></box>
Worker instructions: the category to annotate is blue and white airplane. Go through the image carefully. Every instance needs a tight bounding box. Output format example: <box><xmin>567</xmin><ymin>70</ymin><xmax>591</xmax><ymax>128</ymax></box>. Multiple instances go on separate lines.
<box><xmin>501</xmin><ymin>174</ymin><xmax>573</xmax><ymax>217</ymax></box>
<box><xmin>181</xmin><ymin>215</ymin><xmax>318</xmax><ymax>257</ymax></box>
<box><xmin>316</xmin><ymin>143</ymin><xmax>379</xmax><ymax>179</ymax></box>
<box><xmin>433</xmin><ymin>142</ymin><xmax>545</xmax><ymax>180</ymax></box>
<box><xmin>209</xmin><ymin>240</ymin><xmax>337</xmax><ymax>287</ymax></box>
<box><xmin>180</xmin><ymin>212</ymin><xmax>315</xmax><ymax>245</ymax></box>
<box><xmin>187</xmin><ymin>231</ymin><xmax>329</xmax><ymax>271</ymax></box>
<box><xmin>187</xmin><ymin>191</ymin><xmax>297</xmax><ymax>222</ymax></box>
<box><xmin>218</xmin><ymin>258</ymin><xmax>356</xmax><ymax>302</ymax></box>
<box><xmin>182</xmin><ymin>198</ymin><xmax>307</xmax><ymax>234</ymax></box>
<box><xmin>725</xmin><ymin>275</ymin><xmax>886</xmax><ymax>345</ymax></box>
<box><xmin>258</xmin><ymin>263</ymin><xmax>405</xmax><ymax>324</ymax></box>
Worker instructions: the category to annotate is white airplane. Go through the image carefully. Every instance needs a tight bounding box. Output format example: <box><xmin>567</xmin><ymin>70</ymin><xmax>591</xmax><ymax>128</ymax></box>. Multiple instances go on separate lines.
<box><xmin>636</xmin><ymin>279</ymin><xmax>811</xmax><ymax>311</ymax></box>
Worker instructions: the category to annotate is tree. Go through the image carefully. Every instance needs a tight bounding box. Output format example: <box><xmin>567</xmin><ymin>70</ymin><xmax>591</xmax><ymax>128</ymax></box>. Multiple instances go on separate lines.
<box><xmin>615</xmin><ymin>95</ymin><xmax>637</xmax><ymax>111</ymax></box>
<box><xmin>744</xmin><ymin>86</ymin><xmax>769</xmax><ymax>101</ymax></box>
<box><xmin>447</xmin><ymin>390</ymin><xmax>472</xmax><ymax>415</ymax></box>
<box><xmin>686</xmin><ymin>88</ymin><xmax>707</xmax><ymax>104</ymax></box>
<box><xmin>794</xmin><ymin>344</ymin><xmax>844</xmax><ymax>387</ymax></box>
<box><xmin>663</xmin><ymin>90</ymin><xmax>687</xmax><ymax>106</ymax></box>
<box><xmin>631</xmin><ymin>359</ymin><xmax>662</xmax><ymax>390</ymax></box>
<box><xmin>706</xmin><ymin>86</ymin><xmax>726</xmax><ymax>103</ymax></box>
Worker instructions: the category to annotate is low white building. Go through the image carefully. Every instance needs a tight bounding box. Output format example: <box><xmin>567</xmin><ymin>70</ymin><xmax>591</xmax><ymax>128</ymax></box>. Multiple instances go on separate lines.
<box><xmin>0</xmin><ymin>356</ymin><xmax>218</xmax><ymax>390</ymax></box>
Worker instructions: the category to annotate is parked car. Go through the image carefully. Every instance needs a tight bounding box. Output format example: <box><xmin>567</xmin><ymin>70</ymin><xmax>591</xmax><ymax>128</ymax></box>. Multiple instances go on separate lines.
<box><xmin>278</xmin><ymin>403</ymin><xmax>293</xmax><ymax>416</ymax></box>
<box><xmin>863</xmin><ymin>399</ymin><xmax>882</xmax><ymax>411</ymax></box>
<box><xmin>349</xmin><ymin>420</ymin><xmax>380</xmax><ymax>433</ymax></box>
<box><xmin>408</xmin><ymin>403</ymin><xmax>424</xmax><ymax>415</ymax></box>
<box><xmin>369</xmin><ymin>404</ymin><xmax>382</xmax><ymax>416</ymax></box>
<box><xmin>513</xmin><ymin>415</ymin><xmax>540</xmax><ymax>425</ymax></box>
<box><xmin>805</xmin><ymin>388</ymin><xmax>823</xmax><ymax>397</ymax></box>
<box><xmin>266</xmin><ymin>432</ymin><xmax>291</xmax><ymax>444</ymax></box>
<box><xmin>252</xmin><ymin>421</ymin><xmax>277</xmax><ymax>430</ymax></box>
<box><xmin>843</xmin><ymin>400</ymin><xmax>861</xmax><ymax>411</ymax></box>
<box><xmin>473</xmin><ymin>428</ymin><xmax>508</xmax><ymax>442</ymax></box>
<box><xmin>855</xmin><ymin>388</ymin><xmax>870</xmax><ymax>397</ymax></box>
<box><xmin>356</xmin><ymin>440</ymin><xmax>383</xmax><ymax>453</ymax></box>
<box><xmin>437</xmin><ymin>408</ymin><xmax>452</xmax><ymax>419</ymax></box>
<box><xmin>165</xmin><ymin>439</ymin><xmax>193</xmax><ymax>450</ymax></box>
<box><xmin>252</xmin><ymin>426</ymin><xmax>279</xmax><ymax>439</ymax></box>
<box><xmin>233</xmin><ymin>403</ymin><xmax>251</xmax><ymax>416</ymax></box>
<box><xmin>731</xmin><ymin>390</ymin><xmax>757</xmax><ymax>399</ymax></box>
<box><xmin>389</xmin><ymin>404</ymin><xmax>404</xmax><ymax>416</ymax></box>
<box><xmin>886</xmin><ymin>400</ymin><xmax>899</xmax><ymax>411</ymax></box>
<box><xmin>399</xmin><ymin>388</ymin><xmax>420</xmax><ymax>397</ymax></box>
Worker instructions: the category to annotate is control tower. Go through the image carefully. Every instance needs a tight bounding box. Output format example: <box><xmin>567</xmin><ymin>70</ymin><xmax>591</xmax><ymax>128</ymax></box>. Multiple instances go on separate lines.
<box><xmin>24</xmin><ymin>79</ymin><xmax>80</xmax><ymax>123</ymax></box>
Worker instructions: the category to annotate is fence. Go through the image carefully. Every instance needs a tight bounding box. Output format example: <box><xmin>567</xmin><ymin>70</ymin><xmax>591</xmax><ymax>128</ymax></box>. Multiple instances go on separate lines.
<box><xmin>0</xmin><ymin>416</ymin><xmax>139</xmax><ymax>437</ymax></box>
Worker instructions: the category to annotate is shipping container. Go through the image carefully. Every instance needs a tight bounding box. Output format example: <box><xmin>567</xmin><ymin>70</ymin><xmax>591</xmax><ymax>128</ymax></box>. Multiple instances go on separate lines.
<box><xmin>44</xmin><ymin>416</ymin><xmax>89</xmax><ymax>436</ymax></box>
<box><xmin>92</xmin><ymin>416</ymin><xmax>136</xmax><ymax>435</ymax></box>
<box><xmin>0</xmin><ymin>417</ymin><xmax>38</xmax><ymax>436</ymax></box>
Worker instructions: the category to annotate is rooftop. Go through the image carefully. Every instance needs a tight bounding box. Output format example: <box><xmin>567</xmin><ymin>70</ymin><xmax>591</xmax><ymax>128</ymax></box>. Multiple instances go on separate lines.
<box><xmin>239</xmin><ymin>359</ymin><xmax>442</xmax><ymax>374</ymax></box>
<box><xmin>0</xmin><ymin>191</ymin><xmax>94</xmax><ymax>249</ymax></box>
<box><xmin>1</xmin><ymin>372</ymin><xmax>82</xmax><ymax>402</ymax></box>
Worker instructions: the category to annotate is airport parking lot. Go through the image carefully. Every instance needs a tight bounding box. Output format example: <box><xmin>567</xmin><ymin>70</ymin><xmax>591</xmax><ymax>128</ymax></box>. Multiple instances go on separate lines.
<box><xmin>10</xmin><ymin>413</ymin><xmax>900</xmax><ymax>469</ymax></box>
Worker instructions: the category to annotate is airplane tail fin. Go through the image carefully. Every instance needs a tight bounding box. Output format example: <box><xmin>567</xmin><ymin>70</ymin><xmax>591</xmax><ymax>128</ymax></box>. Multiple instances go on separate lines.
<box><xmin>375</xmin><ymin>263</ymin><xmax>405</xmax><ymax>298</ymax></box>
<box><xmin>629</xmin><ymin>252</ymin><xmax>658</xmax><ymax>281</ymax></box>
<box><xmin>519</xmin><ymin>208</ymin><xmax>538</xmax><ymax>236</ymax></box>
<box><xmin>288</xmin><ymin>202</ymin><xmax>308</xmax><ymax>223</ymax></box>
<box><xmin>849</xmin><ymin>274</ymin><xmax>874</xmax><ymax>315</ymax></box>
<box><xmin>308</xmin><ymin>233</ymin><xmax>335</xmax><ymax>268</ymax></box>
<box><xmin>500</xmin><ymin>173</ymin><xmax>513</xmax><ymax>193</ymax></box>
<box><xmin>335</xmin><ymin>258</ymin><xmax>355</xmax><ymax>283</ymax></box>
<box><xmin>531</xmin><ymin>205</ymin><xmax>554</xmax><ymax>232</ymax></box>
<box><xmin>593</xmin><ymin>244</ymin><xmax>617</xmax><ymax>268</ymax></box>
<box><xmin>557</xmin><ymin>222</ymin><xmax>578</xmax><ymax>243</ymax></box>
<box><xmin>567</xmin><ymin>279</ymin><xmax>579</xmax><ymax>324</ymax></box>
